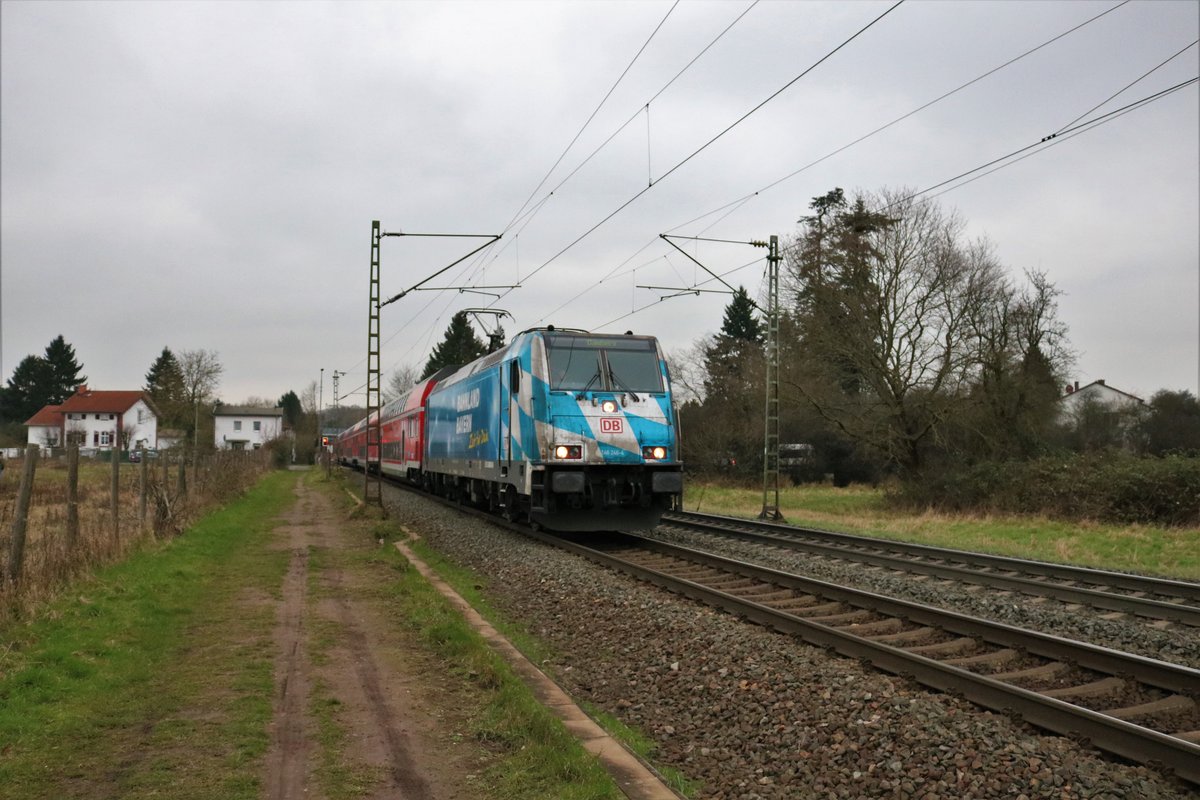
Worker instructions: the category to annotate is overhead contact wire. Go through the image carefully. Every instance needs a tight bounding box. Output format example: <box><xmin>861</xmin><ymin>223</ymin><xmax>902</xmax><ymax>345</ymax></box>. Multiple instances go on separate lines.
<box><xmin>502</xmin><ymin>1</ymin><xmax>680</xmax><ymax>234</ymax></box>
<box><xmin>517</xmin><ymin>0</ymin><xmax>905</xmax><ymax>289</ymax></box>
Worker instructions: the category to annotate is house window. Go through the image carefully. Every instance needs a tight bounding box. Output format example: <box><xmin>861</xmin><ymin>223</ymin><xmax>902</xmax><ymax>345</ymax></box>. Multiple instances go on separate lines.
<box><xmin>99</xmin><ymin>431</ymin><xmax>111</xmax><ymax>446</ymax></box>
<box><xmin>233</xmin><ymin>420</ymin><xmax>242</xmax><ymax>431</ymax></box>
<box><xmin>253</xmin><ymin>421</ymin><xmax>261</xmax><ymax>432</ymax></box>
<box><xmin>95</xmin><ymin>414</ymin><xmax>102</xmax><ymax>420</ymax></box>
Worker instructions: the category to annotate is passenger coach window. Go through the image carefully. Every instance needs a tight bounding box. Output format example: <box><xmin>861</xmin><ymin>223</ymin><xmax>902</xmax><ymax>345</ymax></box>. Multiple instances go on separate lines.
<box><xmin>510</xmin><ymin>360</ymin><xmax>520</xmax><ymax>394</ymax></box>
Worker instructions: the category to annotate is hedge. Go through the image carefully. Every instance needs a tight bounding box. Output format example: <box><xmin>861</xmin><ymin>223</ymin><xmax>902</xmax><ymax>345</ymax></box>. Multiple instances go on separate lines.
<box><xmin>892</xmin><ymin>451</ymin><xmax>1200</xmax><ymax>526</ymax></box>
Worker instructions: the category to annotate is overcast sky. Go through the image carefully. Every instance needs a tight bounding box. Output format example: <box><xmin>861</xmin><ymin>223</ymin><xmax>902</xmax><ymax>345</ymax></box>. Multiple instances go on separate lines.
<box><xmin>2</xmin><ymin>0</ymin><xmax>1197</xmax><ymax>409</ymax></box>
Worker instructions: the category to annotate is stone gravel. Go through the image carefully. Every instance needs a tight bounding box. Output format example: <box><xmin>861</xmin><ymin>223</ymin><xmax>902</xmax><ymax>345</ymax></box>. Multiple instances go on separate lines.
<box><xmin>385</xmin><ymin>486</ymin><xmax>1196</xmax><ymax>800</ymax></box>
<box><xmin>643</xmin><ymin>523</ymin><xmax>1200</xmax><ymax>671</ymax></box>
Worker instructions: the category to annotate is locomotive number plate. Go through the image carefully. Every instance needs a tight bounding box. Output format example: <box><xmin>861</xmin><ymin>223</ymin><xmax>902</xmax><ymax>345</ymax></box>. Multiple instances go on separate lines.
<box><xmin>600</xmin><ymin>417</ymin><xmax>623</xmax><ymax>434</ymax></box>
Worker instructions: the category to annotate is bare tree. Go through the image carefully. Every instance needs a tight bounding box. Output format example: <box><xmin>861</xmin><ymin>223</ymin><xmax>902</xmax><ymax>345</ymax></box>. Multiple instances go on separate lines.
<box><xmin>120</xmin><ymin>424</ymin><xmax>139</xmax><ymax>450</ymax></box>
<box><xmin>39</xmin><ymin>426</ymin><xmax>61</xmax><ymax>448</ymax></box>
<box><xmin>178</xmin><ymin>349</ymin><xmax>223</xmax><ymax>466</ymax></box>
<box><xmin>300</xmin><ymin>380</ymin><xmax>318</xmax><ymax>415</ymax></box>
<box><xmin>383</xmin><ymin>365</ymin><xmax>420</xmax><ymax>404</ymax></box>
<box><xmin>783</xmin><ymin>188</ymin><xmax>1066</xmax><ymax>474</ymax></box>
<box><xmin>65</xmin><ymin>419</ymin><xmax>86</xmax><ymax>447</ymax></box>
<box><xmin>666</xmin><ymin>343</ymin><xmax>710</xmax><ymax>407</ymax></box>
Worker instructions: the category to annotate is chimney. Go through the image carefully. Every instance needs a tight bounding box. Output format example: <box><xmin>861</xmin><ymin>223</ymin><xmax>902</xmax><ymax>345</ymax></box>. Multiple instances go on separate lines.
<box><xmin>76</xmin><ymin>384</ymin><xmax>89</xmax><ymax>395</ymax></box>
<box><xmin>1097</xmin><ymin>379</ymin><xmax>1105</xmax><ymax>386</ymax></box>
<box><xmin>1074</xmin><ymin>381</ymin><xmax>1079</xmax><ymax>391</ymax></box>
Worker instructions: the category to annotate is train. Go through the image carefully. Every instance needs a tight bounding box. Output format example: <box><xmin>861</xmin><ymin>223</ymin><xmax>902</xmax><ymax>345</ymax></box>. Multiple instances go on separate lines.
<box><xmin>336</xmin><ymin>327</ymin><xmax>683</xmax><ymax>531</ymax></box>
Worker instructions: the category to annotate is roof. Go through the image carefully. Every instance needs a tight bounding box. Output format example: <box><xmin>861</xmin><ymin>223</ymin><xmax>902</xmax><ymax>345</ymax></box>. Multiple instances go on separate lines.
<box><xmin>58</xmin><ymin>388</ymin><xmax>153</xmax><ymax>415</ymax></box>
<box><xmin>1059</xmin><ymin>380</ymin><xmax>1143</xmax><ymax>405</ymax></box>
<box><xmin>24</xmin><ymin>404</ymin><xmax>64</xmax><ymax>427</ymax></box>
<box><xmin>213</xmin><ymin>406</ymin><xmax>284</xmax><ymax>417</ymax></box>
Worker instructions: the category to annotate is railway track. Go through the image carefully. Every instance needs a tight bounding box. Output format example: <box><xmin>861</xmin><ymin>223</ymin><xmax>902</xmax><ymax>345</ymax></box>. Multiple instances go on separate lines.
<box><xmin>373</xmin><ymin>475</ymin><xmax>1199</xmax><ymax>784</ymax></box>
<box><xmin>528</xmin><ymin>528</ymin><xmax>1200</xmax><ymax>785</ymax></box>
<box><xmin>661</xmin><ymin>510</ymin><xmax>1200</xmax><ymax>627</ymax></box>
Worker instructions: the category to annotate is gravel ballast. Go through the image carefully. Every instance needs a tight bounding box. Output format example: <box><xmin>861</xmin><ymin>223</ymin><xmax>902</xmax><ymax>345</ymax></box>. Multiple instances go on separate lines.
<box><xmin>643</xmin><ymin>524</ymin><xmax>1200</xmax><ymax>671</ymax></box>
<box><xmin>385</xmin><ymin>486</ymin><xmax>1195</xmax><ymax>799</ymax></box>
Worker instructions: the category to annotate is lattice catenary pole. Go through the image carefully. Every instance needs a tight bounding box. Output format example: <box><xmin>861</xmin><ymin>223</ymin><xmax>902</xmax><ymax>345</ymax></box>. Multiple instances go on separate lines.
<box><xmin>365</xmin><ymin>221</ymin><xmax>383</xmax><ymax>507</ymax></box>
<box><xmin>759</xmin><ymin>235</ymin><xmax>784</xmax><ymax>521</ymax></box>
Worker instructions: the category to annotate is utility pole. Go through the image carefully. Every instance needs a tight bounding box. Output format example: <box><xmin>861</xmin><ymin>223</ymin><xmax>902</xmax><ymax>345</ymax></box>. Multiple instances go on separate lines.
<box><xmin>759</xmin><ymin>235</ymin><xmax>784</xmax><ymax>521</ymax></box>
<box><xmin>332</xmin><ymin>370</ymin><xmax>344</xmax><ymax>409</ymax></box>
<box><xmin>658</xmin><ymin>233</ymin><xmax>785</xmax><ymax>522</ymax></box>
<box><xmin>368</xmin><ymin>223</ymin><xmax>505</xmax><ymax>509</ymax></box>
<box><xmin>366</xmin><ymin>221</ymin><xmax>383</xmax><ymax>507</ymax></box>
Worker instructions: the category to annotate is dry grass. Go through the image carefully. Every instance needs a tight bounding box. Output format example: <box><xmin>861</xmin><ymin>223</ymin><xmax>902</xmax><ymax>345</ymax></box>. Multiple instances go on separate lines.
<box><xmin>0</xmin><ymin>452</ymin><xmax>274</xmax><ymax>620</ymax></box>
<box><xmin>683</xmin><ymin>480</ymin><xmax>1200</xmax><ymax>580</ymax></box>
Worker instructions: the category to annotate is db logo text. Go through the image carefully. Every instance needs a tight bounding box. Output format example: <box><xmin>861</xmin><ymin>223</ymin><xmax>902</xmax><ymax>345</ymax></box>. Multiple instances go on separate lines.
<box><xmin>600</xmin><ymin>418</ymin><xmax>623</xmax><ymax>434</ymax></box>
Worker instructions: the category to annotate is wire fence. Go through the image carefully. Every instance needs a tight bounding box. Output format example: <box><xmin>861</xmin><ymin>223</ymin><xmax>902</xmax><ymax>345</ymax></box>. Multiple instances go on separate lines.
<box><xmin>0</xmin><ymin>444</ymin><xmax>275</xmax><ymax>619</ymax></box>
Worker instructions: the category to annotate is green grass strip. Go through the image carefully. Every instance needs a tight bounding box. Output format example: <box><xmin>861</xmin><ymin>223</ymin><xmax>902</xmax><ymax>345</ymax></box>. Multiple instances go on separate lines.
<box><xmin>684</xmin><ymin>481</ymin><xmax>1200</xmax><ymax>579</ymax></box>
<box><xmin>364</xmin><ymin>528</ymin><xmax>626</xmax><ymax>800</ymax></box>
<box><xmin>0</xmin><ymin>471</ymin><xmax>295</xmax><ymax>800</ymax></box>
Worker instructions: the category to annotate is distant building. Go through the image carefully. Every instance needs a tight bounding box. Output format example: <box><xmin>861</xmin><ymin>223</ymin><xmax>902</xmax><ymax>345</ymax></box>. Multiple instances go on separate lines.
<box><xmin>24</xmin><ymin>404</ymin><xmax>64</xmax><ymax>453</ymax></box>
<box><xmin>1058</xmin><ymin>379</ymin><xmax>1143</xmax><ymax>421</ymax></box>
<box><xmin>213</xmin><ymin>406</ymin><xmax>284</xmax><ymax>450</ymax></box>
<box><xmin>25</xmin><ymin>386</ymin><xmax>158</xmax><ymax>453</ymax></box>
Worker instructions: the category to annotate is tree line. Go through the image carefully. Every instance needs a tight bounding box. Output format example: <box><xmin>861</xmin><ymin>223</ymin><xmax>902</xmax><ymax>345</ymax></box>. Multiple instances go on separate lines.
<box><xmin>1</xmin><ymin>341</ymin><xmax>226</xmax><ymax>454</ymax></box>
<box><xmin>677</xmin><ymin>187</ymin><xmax>1200</xmax><ymax>508</ymax></box>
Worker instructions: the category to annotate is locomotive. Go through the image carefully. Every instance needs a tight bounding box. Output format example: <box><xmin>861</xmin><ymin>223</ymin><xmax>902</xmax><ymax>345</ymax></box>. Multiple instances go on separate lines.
<box><xmin>337</xmin><ymin>327</ymin><xmax>683</xmax><ymax>531</ymax></box>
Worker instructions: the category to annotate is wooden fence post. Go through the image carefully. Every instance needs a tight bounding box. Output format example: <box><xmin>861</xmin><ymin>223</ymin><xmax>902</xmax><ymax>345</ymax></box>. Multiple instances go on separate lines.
<box><xmin>66</xmin><ymin>445</ymin><xmax>79</xmax><ymax>548</ymax></box>
<box><xmin>139</xmin><ymin>448</ymin><xmax>148</xmax><ymax>526</ymax></box>
<box><xmin>6</xmin><ymin>444</ymin><xmax>39</xmax><ymax>587</ymax></box>
<box><xmin>111</xmin><ymin>447</ymin><xmax>120</xmax><ymax>544</ymax></box>
<box><xmin>177</xmin><ymin>457</ymin><xmax>187</xmax><ymax>499</ymax></box>
<box><xmin>162</xmin><ymin>449</ymin><xmax>170</xmax><ymax>499</ymax></box>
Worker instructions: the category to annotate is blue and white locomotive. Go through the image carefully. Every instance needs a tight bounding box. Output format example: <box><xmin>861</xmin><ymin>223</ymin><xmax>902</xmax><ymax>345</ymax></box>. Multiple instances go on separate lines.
<box><xmin>423</xmin><ymin>327</ymin><xmax>683</xmax><ymax>531</ymax></box>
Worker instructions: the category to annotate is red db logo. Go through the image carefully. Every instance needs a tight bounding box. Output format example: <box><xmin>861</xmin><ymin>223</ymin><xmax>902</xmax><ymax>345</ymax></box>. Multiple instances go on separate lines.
<box><xmin>600</xmin><ymin>417</ymin><xmax>623</xmax><ymax>434</ymax></box>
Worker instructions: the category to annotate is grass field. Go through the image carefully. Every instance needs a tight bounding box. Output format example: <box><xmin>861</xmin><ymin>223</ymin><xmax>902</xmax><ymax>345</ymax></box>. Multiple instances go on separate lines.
<box><xmin>683</xmin><ymin>481</ymin><xmax>1200</xmax><ymax>580</ymax></box>
<box><xmin>0</xmin><ymin>470</ymin><xmax>294</xmax><ymax>800</ymax></box>
<box><xmin>0</xmin><ymin>469</ymin><xmax>636</xmax><ymax>800</ymax></box>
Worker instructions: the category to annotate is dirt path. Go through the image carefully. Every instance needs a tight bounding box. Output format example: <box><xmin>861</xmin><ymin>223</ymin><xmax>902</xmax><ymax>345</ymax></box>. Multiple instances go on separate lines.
<box><xmin>262</xmin><ymin>476</ymin><xmax>486</xmax><ymax>799</ymax></box>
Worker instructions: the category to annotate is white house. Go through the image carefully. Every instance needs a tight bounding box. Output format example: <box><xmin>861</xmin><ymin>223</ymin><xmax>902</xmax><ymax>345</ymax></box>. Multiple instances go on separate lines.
<box><xmin>1058</xmin><ymin>379</ymin><xmax>1143</xmax><ymax>422</ymax></box>
<box><xmin>24</xmin><ymin>404</ymin><xmax>64</xmax><ymax>454</ymax></box>
<box><xmin>213</xmin><ymin>406</ymin><xmax>284</xmax><ymax>450</ymax></box>
<box><xmin>25</xmin><ymin>386</ymin><xmax>159</xmax><ymax>453</ymax></box>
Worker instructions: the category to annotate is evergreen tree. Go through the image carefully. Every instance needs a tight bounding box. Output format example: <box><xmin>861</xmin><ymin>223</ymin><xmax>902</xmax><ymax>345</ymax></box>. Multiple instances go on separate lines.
<box><xmin>278</xmin><ymin>390</ymin><xmax>303</xmax><ymax>430</ymax></box>
<box><xmin>42</xmin><ymin>335</ymin><xmax>87</xmax><ymax>404</ymax></box>
<box><xmin>144</xmin><ymin>347</ymin><xmax>186</xmax><ymax>425</ymax></box>
<box><xmin>702</xmin><ymin>286</ymin><xmax>763</xmax><ymax>402</ymax></box>
<box><xmin>0</xmin><ymin>354</ymin><xmax>54</xmax><ymax>422</ymax></box>
<box><xmin>422</xmin><ymin>312</ymin><xmax>487</xmax><ymax>378</ymax></box>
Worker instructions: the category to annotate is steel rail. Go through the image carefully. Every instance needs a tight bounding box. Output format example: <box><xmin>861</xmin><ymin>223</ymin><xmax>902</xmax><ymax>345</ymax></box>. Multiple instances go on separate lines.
<box><xmin>373</xmin><ymin>475</ymin><xmax>1200</xmax><ymax>784</ymax></box>
<box><xmin>530</xmin><ymin>530</ymin><xmax>1200</xmax><ymax>785</ymax></box>
<box><xmin>666</xmin><ymin>510</ymin><xmax>1200</xmax><ymax>619</ymax></box>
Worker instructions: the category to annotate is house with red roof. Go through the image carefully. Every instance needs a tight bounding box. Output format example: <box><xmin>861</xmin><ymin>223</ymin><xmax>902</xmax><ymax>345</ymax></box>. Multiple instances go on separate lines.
<box><xmin>25</xmin><ymin>385</ymin><xmax>159</xmax><ymax>453</ymax></box>
<box><xmin>25</xmin><ymin>404</ymin><xmax>65</xmax><ymax>451</ymax></box>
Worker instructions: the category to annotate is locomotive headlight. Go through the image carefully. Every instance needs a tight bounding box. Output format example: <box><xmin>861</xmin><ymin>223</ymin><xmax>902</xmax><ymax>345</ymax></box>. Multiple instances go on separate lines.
<box><xmin>555</xmin><ymin>444</ymin><xmax>582</xmax><ymax>459</ymax></box>
<box><xmin>643</xmin><ymin>446</ymin><xmax>667</xmax><ymax>460</ymax></box>
<box><xmin>601</xmin><ymin>400</ymin><xmax>618</xmax><ymax>414</ymax></box>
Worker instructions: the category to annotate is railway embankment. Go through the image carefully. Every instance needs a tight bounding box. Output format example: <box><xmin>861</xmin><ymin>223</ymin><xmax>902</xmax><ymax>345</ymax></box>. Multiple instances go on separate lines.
<box><xmin>386</xmin><ymin>481</ymin><xmax>1198</xmax><ymax>799</ymax></box>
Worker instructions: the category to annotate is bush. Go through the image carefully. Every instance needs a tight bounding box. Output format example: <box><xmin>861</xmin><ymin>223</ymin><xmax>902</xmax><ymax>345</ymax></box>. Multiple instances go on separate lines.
<box><xmin>892</xmin><ymin>451</ymin><xmax>1200</xmax><ymax>526</ymax></box>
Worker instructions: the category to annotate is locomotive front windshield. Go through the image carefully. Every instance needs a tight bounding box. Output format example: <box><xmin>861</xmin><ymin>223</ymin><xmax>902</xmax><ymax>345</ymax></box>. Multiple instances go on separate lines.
<box><xmin>545</xmin><ymin>334</ymin><xmax>664</xmax><ymax>393</ymax></box>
